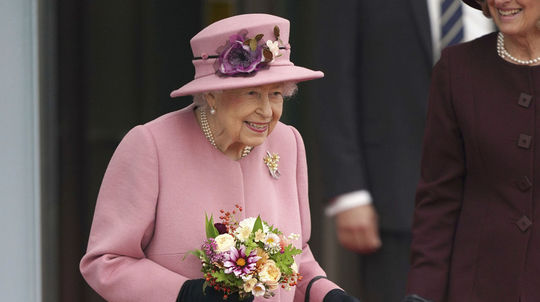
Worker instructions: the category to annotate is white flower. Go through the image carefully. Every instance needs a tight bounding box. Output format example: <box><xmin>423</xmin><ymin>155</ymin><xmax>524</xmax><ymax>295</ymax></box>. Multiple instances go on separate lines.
<box><xmin>238</xmin><ymin>217</ymin><xmax>269</xmax><ymax>233</ymax></box>
<box><xmin>243</xmin><ymin>278</ymin><xmax>258</xmax><ymax>293</ymax></box>
<box><xmin>291</xmin><ymin>261</ymin><xmax>298</xmax><ymax>274</ymax></box>
<box><xmin>264</xmin><ymin>233</ymin><xmax>280</xmax><ymax>247</ymax></box>
<box><xmin>266</xmin><ymin>281</ymin><xmax>279</xmax><ymax>291</ymax></box>
<box><xmin>288</xmin><ymin>233</ymin><xmax>300</xmax><ymax>241</ymax></box>
<box><xmin>259</xmin><ymin>259</ymin><xmax>282</xmax><ymax>284</ymax></box>
<box><xmin>266</xmin><ymin>40</ymin><xmax>280</xmax><ymax>61</ymax></box>
<box><xmin>252</xmin><ymin>283</ymin><xmax>266</xmax><ymax>297</ymax></box>
<box><xmin>235</xmin><ymin>225</ymin><xmax>252</xmax><ymax>242</ymax></box>
<box><xmin>214</xmin><ymin>234</ymin><xmax>235</xmax><ymax>253</ymax></box>
<box><xmin>238</xmin><ymin>217</ymin><xmax>257</xmax><ymax>230</ymax></box>
<box><xmin>254</xmin><ymin>229</ymin><xmax>265</xmax><ymax>242</ymax></box>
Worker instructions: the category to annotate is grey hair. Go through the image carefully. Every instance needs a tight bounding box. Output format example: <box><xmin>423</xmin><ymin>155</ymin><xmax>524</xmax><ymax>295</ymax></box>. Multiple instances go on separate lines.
<box><xmin>192</xmin><ymin>91</ymin><xmax>221</xmax><ymax>108</ymax></box>
<box><xmin>192</xmin><ymin>81</ymin><xmax>298</xmax><ymax>106</ymax></box>
<box><xmin>282</xmin><ymin>81</ymin><xmax>299</xmax><ymax>98</ymax></box>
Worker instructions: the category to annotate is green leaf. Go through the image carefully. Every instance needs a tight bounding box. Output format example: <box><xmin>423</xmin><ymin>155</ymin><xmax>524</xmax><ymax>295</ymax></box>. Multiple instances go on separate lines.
<box><xmin>205</xmin><ymin>213</ymin><xmax>219</xmax><ymax>239</ymax></box>
<box><xmin>244</xmin><ymin>238</ymin><xmax>258</xmax><ymax>256</ymax></box>
<box><xmin>255</xmin><ymin>34</ymin><xmax>264</xmax><ymax>41</ymax></box>
<box><xmin>252</xmin><ymin>216</ymin><xmax>264</xmax><ymax>233</ymax></box>
<box><xmin>249</xmin><ymin>38</ymin><xmax>257</xmax><ymax>51</ymax></box>
<box><xmin>202</xmin><ymin>280</ymin><xmax>209</xmax><ymax>293</ymax></box>
<box><xmin>183</xmin><ymin>249</ymin><xmax>205</xmax><ymax>261</ymax></box>
<box><xmin>270</xmin><ymin>244</ymin><xmax>302</xmax><ymax>276</ymax></box>
<box><xmin>268</xmin><ymin>224</ymin><xmax>282</xmax><ymax>235</ymax></box>
<box><xmin>211</xmin><ymin>270</ymin><xmax>244</xmax><ymax>288</ymax></box>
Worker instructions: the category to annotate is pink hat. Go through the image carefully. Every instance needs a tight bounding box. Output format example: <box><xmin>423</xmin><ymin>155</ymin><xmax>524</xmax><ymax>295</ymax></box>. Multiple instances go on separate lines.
<box><xmin>170</xmin><ymin>14</ymin><xmax>324</xmax><ymax>98</ymax></box>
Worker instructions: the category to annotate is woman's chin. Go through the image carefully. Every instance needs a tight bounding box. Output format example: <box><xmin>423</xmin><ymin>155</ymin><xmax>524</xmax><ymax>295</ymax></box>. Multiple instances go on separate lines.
<box><xmin>240</xmin><ymin>126</ymin><xmax>272</xmax><ymax>146</ymax></box>
<box><xmin>241</xmin><ymin>134</ymin><xmax>268</xmax><ymax>147</ymax></box>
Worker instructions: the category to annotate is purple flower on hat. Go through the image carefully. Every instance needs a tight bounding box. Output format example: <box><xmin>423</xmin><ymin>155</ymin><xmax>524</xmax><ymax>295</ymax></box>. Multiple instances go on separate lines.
<box><xmin>218</xmin><ymin>34</ymin><xmax>266</xmax><ymax>75</ymax></box>
<box><xmin>214</xmin><ymin>26</ymin><xmax>284</xmax><ymax>77</ymax></box>
<box><xmin>223</xmin><ymin>246</ymin><xmax>261</xmax><ymax>277</ymax></box>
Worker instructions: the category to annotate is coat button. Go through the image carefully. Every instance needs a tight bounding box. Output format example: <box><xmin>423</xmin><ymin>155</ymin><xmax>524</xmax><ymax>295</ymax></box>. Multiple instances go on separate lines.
<box><xmin>518</xmin><ymin>93</ymin><xmax>533</xmax><ymax>108</ymax></box>
<box><xmin>516</xmin><ymin>215</ymin><xmax>532</xmax><ymax>232</ymax></box>
<box><xmin>517</xmin><ymin>134</ymin><xmax>532</xmax><ymax>149</ymax></box>
<box><xmin>515</xmin><ymin>176</ymin><xmax>532</xmax><ymax>192</ymax></box>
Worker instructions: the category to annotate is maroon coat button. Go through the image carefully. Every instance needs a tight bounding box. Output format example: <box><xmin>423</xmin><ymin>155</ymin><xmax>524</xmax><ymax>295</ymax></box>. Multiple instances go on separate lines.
<box><xmin>515</xmin><ymin>176</ymin><xmax>532</xmax><ymax>192</ymax></box>
<box><xmin>516</xmin><ymin>216</ymin><xmax>532</xmax><ymax>232</ymax></box>
<box><xmin>517</xmin><ymin>134</ymin><xmax>532</xmax><ymax>149</ymax></box>
<box><xmin>518</xmin><ymin>93</ymin><xmax>532</xmax><ymax>108</ymax></box>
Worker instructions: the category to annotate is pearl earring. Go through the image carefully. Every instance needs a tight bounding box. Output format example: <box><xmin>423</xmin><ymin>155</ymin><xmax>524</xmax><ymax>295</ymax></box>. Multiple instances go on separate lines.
<box><xmin>210</xmin><ymin>106</ymin><xmax>216</xmax><ymax>115</ymax></box>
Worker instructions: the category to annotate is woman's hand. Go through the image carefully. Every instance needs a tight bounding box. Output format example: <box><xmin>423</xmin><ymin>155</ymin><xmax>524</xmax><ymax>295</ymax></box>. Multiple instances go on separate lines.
<box><xmin>323</xmin><ymin>289</ymin><xmax>361</xmax><ymax>302</ymax></box>
<box><xmin>177</xmin><ymin>279</ymin><xmax>254</xmax><ymax>302</ymax></box>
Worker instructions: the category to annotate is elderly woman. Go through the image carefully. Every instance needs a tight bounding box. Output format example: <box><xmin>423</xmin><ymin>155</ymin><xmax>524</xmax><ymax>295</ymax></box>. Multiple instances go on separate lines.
<box><xmin>80</xmin><ymin>13</ymin><xmax>358</xmax><ymax>302</ymax></box>
<box><xmin>404</xmin><ymin>0</ymin><xmax>540</xmax><ymax>301</ymax></box>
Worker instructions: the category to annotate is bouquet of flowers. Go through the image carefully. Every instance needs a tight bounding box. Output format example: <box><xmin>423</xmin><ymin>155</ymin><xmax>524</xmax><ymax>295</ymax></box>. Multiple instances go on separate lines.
<box><xmin>191</xmin><ymin>205</ymin><xmax>303</xmax><ymax>300</ymax></box>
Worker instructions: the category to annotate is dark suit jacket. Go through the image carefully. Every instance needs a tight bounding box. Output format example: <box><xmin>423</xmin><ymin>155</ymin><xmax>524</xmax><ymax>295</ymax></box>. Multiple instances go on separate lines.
<box><xmin>314</xmin><ymin>0</ymin><xmax>432</xmax><ymax>231</ymax></box>
<box><xmin>407</xmin><ymin>33</ymin><xmax>540</xmax><ymax>302</ymax></box>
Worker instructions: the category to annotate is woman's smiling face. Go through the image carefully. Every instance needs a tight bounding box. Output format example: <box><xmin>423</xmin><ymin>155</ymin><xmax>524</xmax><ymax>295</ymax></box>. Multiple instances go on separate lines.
<box><xmin>207</xmin><ymin>83</ymin><xmax>284</xmax><ymax>150</ymax></box>
<box><xmin>487</xmin><ymin>0</ymin><xmax>540</xmax><ymax>37</ymax></box>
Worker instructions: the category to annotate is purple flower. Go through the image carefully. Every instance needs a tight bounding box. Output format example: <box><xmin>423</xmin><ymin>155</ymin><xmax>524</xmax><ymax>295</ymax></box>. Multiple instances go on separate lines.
<box><xmin>223</xmin><ymin>246</ymin><xmax>261</xmax><ymax>277</ymax></box>
<box><xmin>214</xmin><ymin>223</ymin><xmax>228</xmax><ymax>234</ymax></box>
<box><xmin>218</xmin><ymin>37</ymin><xmax>265</xmax><ymax>75</ymax></box>
<box><xmin>201</xmin><ymin>239</ymin><xmax>225</xmax><ymax>263</ymax></box>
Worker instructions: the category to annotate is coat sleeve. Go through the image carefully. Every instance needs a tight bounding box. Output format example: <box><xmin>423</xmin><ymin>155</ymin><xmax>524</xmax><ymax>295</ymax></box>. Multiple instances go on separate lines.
<box><xmin>80</xmin><ymin>125</ymin><xmax>186</xmax><ymax>302</ymax></box>
<box><xmin>289</xmin><ymin>126</ymin><xmax>342</xmax><ymax>301</ymax></box>
<box><xmin>313</xmin><ymin>0</ymin><xmax>368</xmax><ymax>201</ymax></box>
<box><xmin>406</xmin><ymin>49</ymin><xmax>466</xmax><ymax>301</ymax></box>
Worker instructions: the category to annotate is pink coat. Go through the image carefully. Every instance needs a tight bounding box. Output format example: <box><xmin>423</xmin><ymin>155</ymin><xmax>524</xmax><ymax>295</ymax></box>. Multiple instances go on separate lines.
<box><xmin>80</xmin><ymin>104</ymin><xmax>339</xmax><ymax>301</ymax></box>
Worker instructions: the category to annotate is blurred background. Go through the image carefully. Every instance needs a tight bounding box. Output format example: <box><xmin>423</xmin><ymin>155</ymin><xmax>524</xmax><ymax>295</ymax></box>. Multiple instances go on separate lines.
<box><xmin>1</xmin><ymin>0</ymin><xmax>360</xmax><ymax>301</ymax></box>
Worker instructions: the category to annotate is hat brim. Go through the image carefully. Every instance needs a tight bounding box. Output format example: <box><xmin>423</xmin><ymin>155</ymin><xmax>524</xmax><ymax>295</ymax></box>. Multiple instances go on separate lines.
<box><xmin>170</xmin><ymin>65</ymin><xmax>324</xmax><ymax>97</ymax></box>
<box><xmin>462</xmin><ymin>0</ymin><xmax>481</xmax><ymax>9</ymax></box>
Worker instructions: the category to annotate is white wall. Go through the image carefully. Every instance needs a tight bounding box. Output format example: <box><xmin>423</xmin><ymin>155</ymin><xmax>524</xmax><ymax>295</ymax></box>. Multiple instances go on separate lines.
<box><xmin>0</xmin><ymin>0</ymin><xmax>42</xmax><ymax>301</ymax></box>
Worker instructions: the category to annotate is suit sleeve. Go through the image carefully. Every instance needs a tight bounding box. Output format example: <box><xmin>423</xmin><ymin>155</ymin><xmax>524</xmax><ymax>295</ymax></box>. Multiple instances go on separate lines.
<box><xmin>313</xmin><ymin>0</ymin><xmax>369</xmax><ymax>201</ymax></box>
<box><xmin>80</xmin><ymin>125</ymin><xmax>186</xmax><ymax>302</ymax></box>
<box><xmin>290</xmin><ymin>127</ymin><xmax>342</xmax><ymax>301</ymax></box>
<box><xmin>406</xmin><ymin>49</ymin><xmax>465</xmax><ymax>301</ymax></box>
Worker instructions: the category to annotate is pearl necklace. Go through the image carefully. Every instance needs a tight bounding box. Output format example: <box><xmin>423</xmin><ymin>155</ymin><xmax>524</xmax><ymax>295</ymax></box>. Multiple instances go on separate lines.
<box><xmin>199</xmin><ymin>108</ymin><xmax>253</xmax><ymax>158</ymax></box>
<box><xmin>497</xmin><ymin>32</ymin><xmax>540</xmax><ymax>65</ymax></box>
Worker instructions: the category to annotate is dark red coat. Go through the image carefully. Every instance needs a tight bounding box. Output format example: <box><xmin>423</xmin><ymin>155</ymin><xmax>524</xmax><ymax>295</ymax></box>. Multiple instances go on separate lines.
<box><xmin>406</xmin><ymin>32</ymin><xmax>540</xmax><ymax>302</ymax></box>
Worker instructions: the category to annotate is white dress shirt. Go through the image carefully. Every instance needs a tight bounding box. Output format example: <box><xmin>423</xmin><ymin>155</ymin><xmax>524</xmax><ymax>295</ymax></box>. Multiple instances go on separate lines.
<box><xmin>427</xmin><ymin>0</ymin><xmax>494</xmax><ymax>63</ymax></box>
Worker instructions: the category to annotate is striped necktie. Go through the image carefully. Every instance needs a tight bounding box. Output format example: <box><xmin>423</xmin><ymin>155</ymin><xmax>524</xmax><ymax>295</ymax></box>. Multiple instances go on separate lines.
<box><xmin>440</xmin><ymin>0</ymin><xmax>464</xmax><ymax>49</ymax></box>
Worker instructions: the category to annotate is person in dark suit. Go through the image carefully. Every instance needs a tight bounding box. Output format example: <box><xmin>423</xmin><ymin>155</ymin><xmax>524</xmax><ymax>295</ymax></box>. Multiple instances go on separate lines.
<box><xmin>403</xmin><ymin>0</ymin><xmax>540</xmax><ymax>301</ymax></box>
<box><xmin>313</xmin><ymin>3</ymin><xmax>432</xmax><ymax>301</ymax></box>
<box><xmin>312</xmin><ymin>1</ymin><xmax>491</xmax><ymax>302</ymax></box>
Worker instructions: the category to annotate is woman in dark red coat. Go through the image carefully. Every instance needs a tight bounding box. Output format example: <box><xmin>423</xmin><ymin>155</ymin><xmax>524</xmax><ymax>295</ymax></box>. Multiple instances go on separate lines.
<box><xmin>404</xmin><ymin>0</ymin><xmax>540</xmax><ymax>301</ymax></box>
